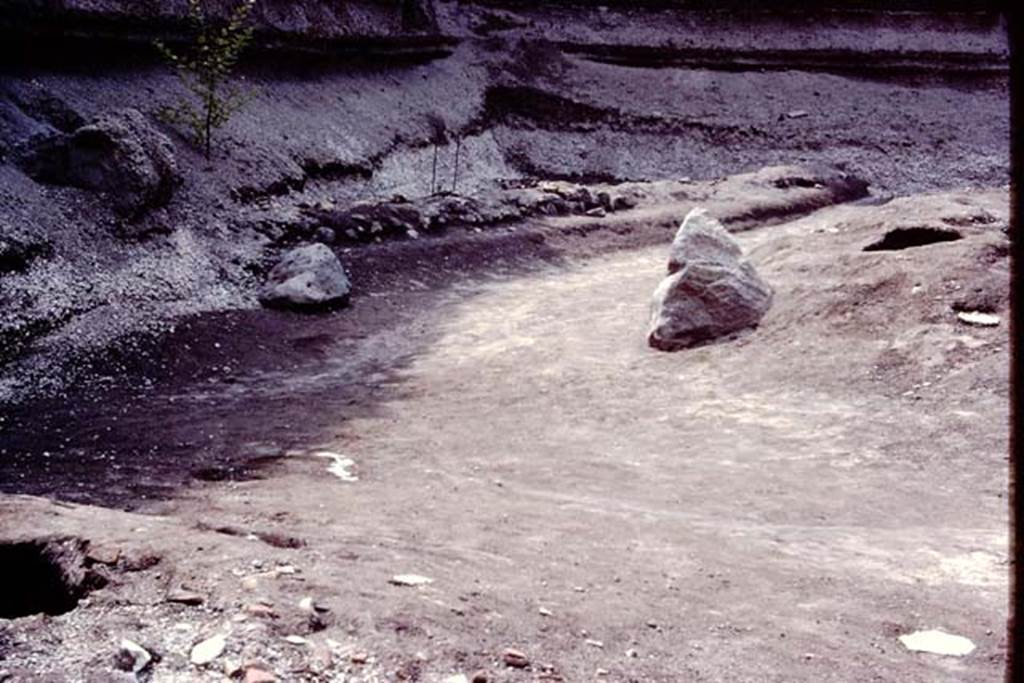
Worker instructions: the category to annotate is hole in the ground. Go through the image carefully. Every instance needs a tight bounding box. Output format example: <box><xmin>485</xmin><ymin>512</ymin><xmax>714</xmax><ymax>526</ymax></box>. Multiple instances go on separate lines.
<box><xmin>772</xmin><ymin>176</ymin><xmax>818</xmax><ymax>189</ymax></box>
<box><xmin>0</xmin><ymin>538</ymin><xmax>100</xmax><ymax>619</ymax></box>
<box><xmin>863</xmin><ymin>226</ymin><xmax>962</xmax><ymax>252</ymax></box>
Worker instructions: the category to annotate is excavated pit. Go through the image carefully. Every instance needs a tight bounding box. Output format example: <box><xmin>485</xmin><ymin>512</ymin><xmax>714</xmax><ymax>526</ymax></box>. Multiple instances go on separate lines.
<box><xmin>863</xmin><ymin>226</ymin><xmax>963</xmax><ymax>251</ymax></box>
<box><xmin>0</xmin><ymin>538</ymin><xmax>101</xmax><ymax>619</ymax></box>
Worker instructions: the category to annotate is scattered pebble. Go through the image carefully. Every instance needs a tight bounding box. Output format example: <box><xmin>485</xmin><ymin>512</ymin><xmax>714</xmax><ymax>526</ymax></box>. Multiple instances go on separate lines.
<box><xmin>117</xmin><ymin>639</ymin><xmax>152</xmax><ymax>674</ymax></box>
<box><xmin>87</xmin><ymin>544</ymin><xmax>121</xmax><ymax>565</ymax></box>
<box><xmin>956</xmin><ymin>311</ymin><xmax>1000</xmax><ymax>327</ymax></box>
<box><xmin>502</xmin><ymin>648</ymin><xmax>530</xmax><ymax>668</ymax></box>
<box><xmin>443</xmin><ymin>675</ymin><xmax>470</xmax><ymax>683</ymax></box>
<box><xmin>596</xmin><ymin>668</ymin><xmax>610</xmax><ymax>676</ymax></box>
<box><xmin>625</xmin><ymin>648</ymin><xmax>638</xmax><ymax>658</ymax></box>
<box><xmin>585</xmin><ymin>639</ymin><xmax>604</xmax><ymax>649</ymax></box>
<box><xmin>313</xmin><ymin>451</ymin><xmax>359</xmax><ymax>481</ymax></box>
<box><xmin>283</xmin><ymin>635</ymin><xmax>309</xmax><ymax>646</ymax></box>
<box><xmin>350</xmin><ymin>652</ymin><xmax>370</xmax><ymax>664</ymax></box>
<box><xmin>190</xmin><ymin>634</ymin><xmax>227</xmax><ymax>666</ymax></box>
<box><xmin>244</xmin><ymin>666</ymin><xmax>278</xmax><ymax>683</ymax></box>
<box><xmin>785</xmin><ymin>109</ymin><xmax>809</xmax><ymax>119</ymax></box>
<box><xmin>390</xmin><ymin>574</ymin><xmax>434</xmax><ymax>587</ymax></box>
<box><xmin>244</xmin><ymin>603</ymin><xmax>278</xmax><ymax>618</ymax></box>
<box><xmin>166</xmin><ymin>589</ymin><xmax>204</xmax><ymax>606</ymax></box>
<box><xmin>899</xmin><ymin>629</ymin><xmax>976</xmax><ymax>656</ymax></box>
<box><xmin>538</xmin><ymin>607</ymin><xmax>553</xmax><ymax>617</ymax></box>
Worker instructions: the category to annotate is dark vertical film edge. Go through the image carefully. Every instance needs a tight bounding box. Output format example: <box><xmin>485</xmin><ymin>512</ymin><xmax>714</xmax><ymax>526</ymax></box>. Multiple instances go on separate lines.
<box><xmin>1010</xmin><ymin>0</ymin><xmax>1022</xmax><ymax>680</ymax></box>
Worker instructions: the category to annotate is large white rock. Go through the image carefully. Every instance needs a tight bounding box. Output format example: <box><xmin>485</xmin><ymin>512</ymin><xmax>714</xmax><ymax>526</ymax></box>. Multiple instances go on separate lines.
<box><xmin>259</xmin><ymin>244</ymin><xmax>351</xmax><ymax>310</ymax></box>
<box><xmin>648</xmin><ymin>208</ymin><xmax>773</xmax><ymax>351</ymax></box>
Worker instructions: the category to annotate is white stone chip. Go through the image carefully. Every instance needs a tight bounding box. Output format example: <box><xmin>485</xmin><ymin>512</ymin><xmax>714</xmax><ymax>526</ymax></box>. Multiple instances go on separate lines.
<box><xmin>899</xmin><ymin>629</ymin><xmax>976</xmax><ymax>656</ymax></box>
<box><xmin>956</xmin><ymin>311</ymin><xmax>1000</xmax><ymax>327</ymax></box>
<box><xmin>190</xmin><ymin>634</ymin><xmax>227</xmax><ymax>665</ymax></box>
<box><xmin>313</xmin><ymin>451</ymin><xmax>359</xmax><ymax>481</ymax></box>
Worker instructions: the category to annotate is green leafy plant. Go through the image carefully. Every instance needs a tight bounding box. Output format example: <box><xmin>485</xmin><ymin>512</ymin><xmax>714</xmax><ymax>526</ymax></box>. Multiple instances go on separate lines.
<box><xmin>155</xmin><ymin>0</ymin><xmax>257</xmax><ymax>159</ymax></box>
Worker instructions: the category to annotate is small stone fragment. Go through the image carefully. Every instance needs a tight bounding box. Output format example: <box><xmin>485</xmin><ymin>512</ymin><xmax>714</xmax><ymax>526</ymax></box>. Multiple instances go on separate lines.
<box><xmin>471</xmin><ymin>671</ymin><xmax>489</xmax><ymax>683</ymax></box>
<box><xmin>443</xmin><ymin>675</ymin><xmax>470</xmax><ymax>683</ymax></box>
<box><xmin>585</xmin><ymin>207</ymin><xmax>606</xmax><ymax>218</ymax></box>
<box><xmin>538</xmin><ymin>607</ymin><xmax>553</xmax><ymax>617</ymax></box>
<box><xmin>87</xmin><ymin>544</ymin><xmax>121</xmax><ymax>566</ymax></box>
<box><xmin>786</xmin><ymin>110</ymin><xmax>809</xmax><ymax>119</ymax></box>
<box><xmin>596</xmin><ymin>668</ymin><xmax>610</xmax><ymax>676</ymax></box>
<box><xmin>502</xmin><ymin>648</ymin><xmax>530</xmax><ymax>669</ymax></box>
<box><xmin>390</xmin><ymin>574</ymin><xmax>433</xmax><ymax>587</ymax></box>
<box><xmin>166</xmin><ymin>589</ymin><xmax>204</xmax><ymax>606</ymax></box>
<box><xmin>585</xmin><ymin>639</ymin><xmax>604</xmax><ymax>649</ymax></box>
<box><xmin>116</xmin><ymin>639</ymin><xmax>152</xmax><ymax>674</ymax></box>
<box><xmin>283</xmin><ymin>635</ymin><xmax>309</xmax><ymax>645</ymax></box>
<box><xmin>956</xmin><ymin>311</ymin><xmax>1000</xmax><ymax>327</ymax></box>
<box><xmin>244</xmin><ymin>603</ymin><xmax>278</xmax><ymax>618</ymax></box>
<box><xmin>351</xmin><ymin>652</ymin><xmax>370</xmax><ymax>664</ymax></box>
<box><xmin>244</xmin><ymin>666</ymin><xmax>278</xmax><ymax>683</ymax></box>
<box><xmin>190</xmin><ymin>634</ymin><xmax>227</xmax><ymax>666</ymax></box>
<box><xmin>625</xmin><ymin>648</ymin><xmax>639</xmax><ymax>658</ymax></box>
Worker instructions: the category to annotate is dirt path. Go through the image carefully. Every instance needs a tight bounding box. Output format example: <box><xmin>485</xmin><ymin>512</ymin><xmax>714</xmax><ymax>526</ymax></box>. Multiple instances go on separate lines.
<box><xmin>0</xmin><ymin>193</ymin><xmax>1009</xmax><ymax>681</ymax></box>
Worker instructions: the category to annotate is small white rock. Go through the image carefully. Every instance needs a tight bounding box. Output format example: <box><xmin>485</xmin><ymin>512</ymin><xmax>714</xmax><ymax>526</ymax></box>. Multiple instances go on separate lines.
<box><xmin>284</xmin><ymin>635</ymin><xmax>309</xmax><ymax>645</ymax></box>
<box><xmin>899</xmin><ymin>629</ymin><xmax>976</xmax><ymax>656</ymax></box>
<box><xmin>313</xmin><ymin>451</ymin><xmax>359</xmax><ymax>481</ymax></box>
<box><xmin>119</xmin><ymin>639</ymin><xmax>152</xmax><ymax>673</ymax></box>
<box><xmin>190</xmin><ymin>634</ymin><xmax>227</xmax><ymax>665</ymax></box>
<box><xmin>538</xmin><ymin>607</ymin><xmax>553</xmax><ymax>617</ymax></box>
<box><xmin>957</xmin><ymin>311</ymin><xmax>1000</xmax><ymax>327</ymax></box>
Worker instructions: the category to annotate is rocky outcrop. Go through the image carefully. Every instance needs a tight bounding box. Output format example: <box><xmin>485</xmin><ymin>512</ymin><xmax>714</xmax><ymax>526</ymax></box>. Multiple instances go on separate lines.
<box><xmin>17</xmin><ymin>108</ymin><xmax>181</xmax><ymax>218</ymax></box>
<box><xmin>298</xmin><ymin>182</ymin><xmax>642</xmax><ymax>245</ymax></box>
<box><xmin>259</xmin><ymin>244</ymin><xmax>351</xmax><ymax>310</ymax></box>
<box><xmin>648</xmin><ymin>208</ymin><xmax>773</xmax><ymax>351</ymax></box>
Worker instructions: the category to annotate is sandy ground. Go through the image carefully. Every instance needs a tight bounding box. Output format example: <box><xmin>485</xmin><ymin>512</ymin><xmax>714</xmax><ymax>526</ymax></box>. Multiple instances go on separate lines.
<box><xmin>0</xmin><ymin>185</ymin><xmax>1009</xmax><ymax>681</ymax></box>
